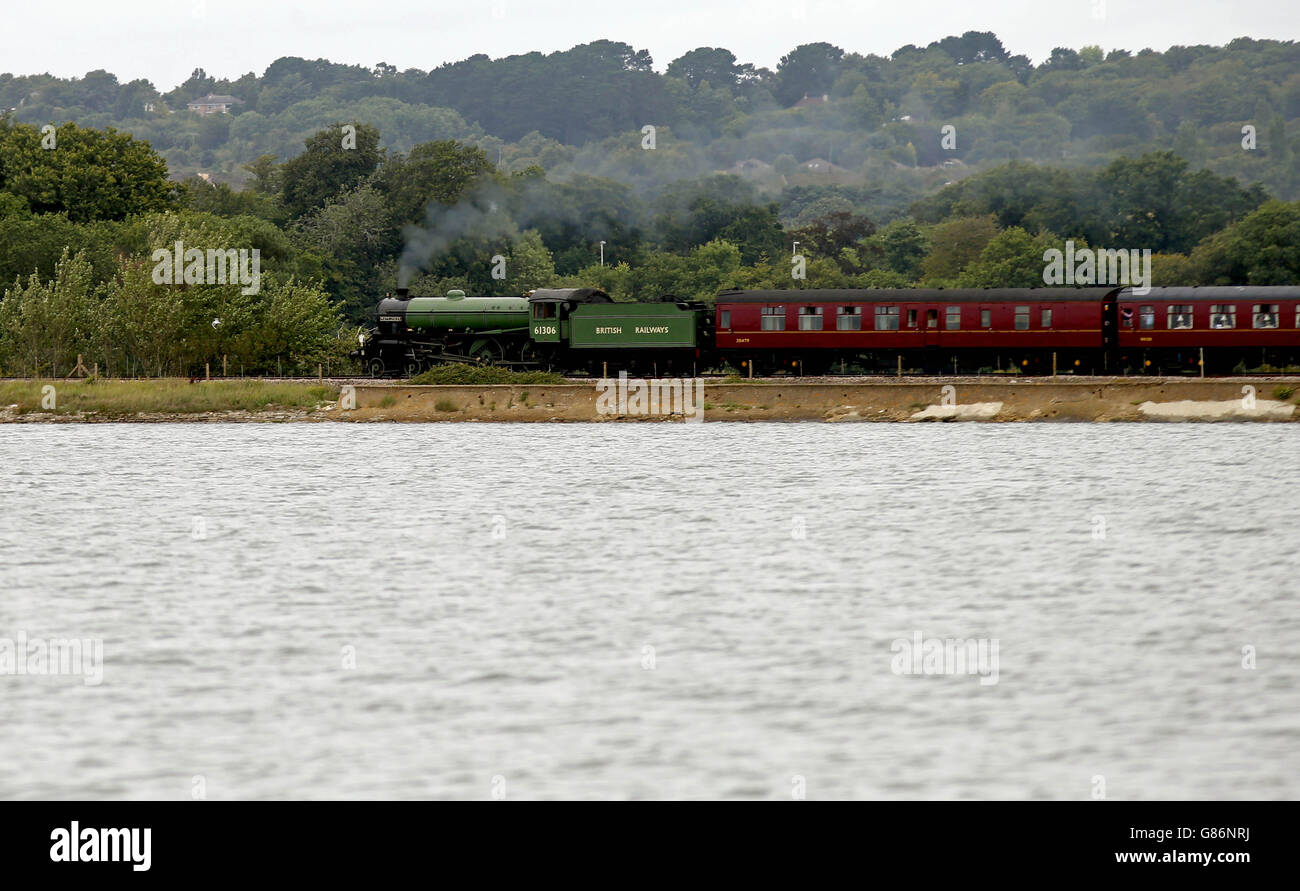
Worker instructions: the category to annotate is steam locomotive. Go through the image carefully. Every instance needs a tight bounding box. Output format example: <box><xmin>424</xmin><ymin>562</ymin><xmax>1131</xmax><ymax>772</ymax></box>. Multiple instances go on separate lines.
<box><xmin>353</xmin><ymin>285</ymin><xmax>1300</xmax><ymax>376</ymax></box>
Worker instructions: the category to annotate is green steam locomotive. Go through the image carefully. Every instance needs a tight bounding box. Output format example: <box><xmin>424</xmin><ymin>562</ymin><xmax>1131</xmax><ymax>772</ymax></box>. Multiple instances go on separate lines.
<box><xmin>353</xmin><ymin>287</ymin><xmax>710</xmax><ymax>376</ymax></box>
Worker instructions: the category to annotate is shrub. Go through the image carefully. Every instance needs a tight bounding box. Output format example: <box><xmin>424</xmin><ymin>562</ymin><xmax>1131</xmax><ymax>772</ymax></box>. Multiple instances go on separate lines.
<box><xmin>409</xmin><ymin>364</ymin><xmax>565</xmax><ymax>385</ymax></box>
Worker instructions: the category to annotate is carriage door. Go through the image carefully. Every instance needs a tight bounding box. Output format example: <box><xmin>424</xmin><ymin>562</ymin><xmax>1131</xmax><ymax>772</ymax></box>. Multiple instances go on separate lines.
<box><xmin>922</xmin><ymin>305</ymin><xmax>940</xmax><ymax>347</ymax></box>
<box><xmin>904</xmin><ymin>304</ymin><xmax>929</xmax><ymax>346</ymax></box>
<box><xmin>1101</xmin><ymin>293</ymin><xmax>1119</xmax><ymax>351</ymax></box>
<box><xmin>1100</xmin><ymin>292</ymin><xmax>1119</xmax><ymax>371</ymax></box>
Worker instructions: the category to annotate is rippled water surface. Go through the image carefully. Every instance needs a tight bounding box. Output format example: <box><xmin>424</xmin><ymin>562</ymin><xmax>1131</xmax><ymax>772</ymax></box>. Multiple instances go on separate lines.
<box><xmin>1</xmin><ymin>423</ymin><xmax>1297</xmax><ymax>800</ymax></box>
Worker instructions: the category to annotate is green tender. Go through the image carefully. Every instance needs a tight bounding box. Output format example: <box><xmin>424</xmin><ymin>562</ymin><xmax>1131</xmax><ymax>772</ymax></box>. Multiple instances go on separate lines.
<box><xmin>567</xmin><ymin>303</ymin><xmax>698</xmax><ymax>349</ymax></box>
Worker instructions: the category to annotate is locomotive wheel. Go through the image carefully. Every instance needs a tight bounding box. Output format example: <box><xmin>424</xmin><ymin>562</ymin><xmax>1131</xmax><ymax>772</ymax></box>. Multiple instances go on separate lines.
<box><xmin>403</xmin><ymin>358</ymin><xmax>423</xmax><ymax>377</ymax></box>
<box><xmin>367</xmin><ymin>358</ymin><xmax>386</xmax><ymax>378</ymax></box>
<box><xmin>472</xmin><ymin>338</ymin><xmax>504</xmax><ymax>365</ymax></box>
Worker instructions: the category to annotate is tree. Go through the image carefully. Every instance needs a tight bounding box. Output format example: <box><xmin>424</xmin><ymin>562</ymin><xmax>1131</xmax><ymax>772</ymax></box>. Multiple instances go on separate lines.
<box><xmin>956</xmin><ymin>227</ymin><xmax>1059</xmax><ymax>287</ymax></box>
<box><xmin>788</xmin><ymin>211</ymin><xmax>876</xmax><ymax>268</ymax></box>
<box><xmin>280</xmin><ymin>122</ymin><xmax>382</xmax><ymax>218</ymax></box>
<box><xmin>0</xmin><ymin>249</ymin><xmax>99</xmax><ymax>377</ymax></box>
<box><xmin>775</xmin><ymin>43</ymin><xmax>844</xmax><ymax>106</ymax></box>
<box><xmin>654</xmin><ymin>175</ymin><xmax>783</xmax><ymax>263</ymax></box>
<box><xmin>920</xmin><ymin>215</ymin><xmax>1000</xmax><ymax>283</ymax></box>
<box><xmin>860</xmin><ymin>219</ymin><xmax>929</xmax><ymax>280</ymax></box>
<box><xmin>1039</xmin><ymin>48</ymin><xmax>1083</xmax><ymax>72</ymax></box>
<box><xmin>1189</xmin><ymin>200</ymin><xmax>1300</xmax><ymax>284</ymax></box>
<box><xmin>666</xmin><ymin>48</ymin><xmax>745</xmax><ymax>90</ymax></box>
<box><xmin>928</xmin><ymin>32</ymin><xmax>1010</xmax><ymax>65</ymax></box>
<box><xmin>250</xmin><ymin>276</ymin><xmax>341</xmax><ymax>372</ymax></box>
<box><xmin>0</xmin><ymin>121</ymin><xmax>172</xmax><ymax>223</ymax></box>
<box><xmin>1099</xmin><ymin>151</ymin><xmax>1264</xmax><ymax>253</ymax></box>
<box><xmin>499</xmin><ymin>230</ymin><xmax>556</xmax><ymax>295</ymax></box>
<box><xmin>375</xmin><ymin>139</ymin><xmax>494</xmax><ymax>226</ymax></box>
<box><xmin>292</xmin><ymin>183</ymin><xmax>401</xmax><ymax>319</ymax></box>
<box><xmin>243</xmin><ymin>155</ymin><xmax>282</xmax><ymax>195</ymax></box>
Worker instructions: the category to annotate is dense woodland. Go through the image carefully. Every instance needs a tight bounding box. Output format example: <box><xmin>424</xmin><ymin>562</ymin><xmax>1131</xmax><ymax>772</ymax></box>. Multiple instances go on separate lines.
<box><xmin>1</xmin><ymin>33</ymin><xmax>1298</xmax><ymax>376</ymax></box>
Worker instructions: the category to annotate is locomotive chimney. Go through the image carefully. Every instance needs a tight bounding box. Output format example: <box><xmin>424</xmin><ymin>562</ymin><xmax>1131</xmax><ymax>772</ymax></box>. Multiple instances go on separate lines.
<box><xmin>396</xmin><ymin>287</ymin><xmax>409</xmax><ymax>298</ymax></box>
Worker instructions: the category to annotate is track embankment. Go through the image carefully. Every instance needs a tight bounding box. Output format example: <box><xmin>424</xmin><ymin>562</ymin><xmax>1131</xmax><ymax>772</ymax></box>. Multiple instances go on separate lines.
<box><xmin>333</xmin><ymin>378</ymin><xmax>1300</xmax><ymax>423</ymax></box>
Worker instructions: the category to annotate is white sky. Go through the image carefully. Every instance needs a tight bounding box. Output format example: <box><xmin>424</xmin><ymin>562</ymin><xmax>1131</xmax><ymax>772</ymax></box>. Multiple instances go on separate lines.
<box><xmin>7</xmin><ymin>0</ymin><xmax>1296</xmax><ymax>90</ymax></box>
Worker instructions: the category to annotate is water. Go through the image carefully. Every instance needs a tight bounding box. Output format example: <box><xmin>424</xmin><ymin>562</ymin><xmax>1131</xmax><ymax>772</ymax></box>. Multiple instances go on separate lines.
<box><xmin>1</xmin><ymin>423</ymin><xmax>1296</xmax><ymax>800</ymax></box>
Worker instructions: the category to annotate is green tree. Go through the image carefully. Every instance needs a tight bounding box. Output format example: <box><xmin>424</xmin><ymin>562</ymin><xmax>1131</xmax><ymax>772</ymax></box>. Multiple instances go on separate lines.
<box><xmin>499</xmin><ymin>229</ymin><xmax>556</xmax><ymax>294</ymax></box>
<box><xmin>0</xmin><ymin>249</ymin><xmax>99</xmax><ymax>376</ymax></box>
<box><xmin>375</xmin><ymin>139</ymin><xmax>495</xmax><ymax>226</ymax></box>
<box><xmin>861</xmin><ymin>219</ymin><xmax>929</xmax><ymax>280</ymax></box>
<box><xmin>0</xmin><ymin>121</ymin><xmax>171</xmax><ymax>222</ymax></box>
<box><xmin>920</xmin><ymin>215</ymin><xmax>1000</xmax><ymax>283</ymax></box>
<box><xmin>1189</xmin><ymin>200</ymin><xmax>1300</xmax><ymax>284</ymax></box>
<box><xmin>280</xmin><ymin>122</ymin><xmax>382</xmax><ymax>218</ymax></box>
<box><xmin>775</xmin><ymin>43</ymin><xmax>845</xmax><ymax>106</ymax></box>
<box><xmin>666</xmin><ymin>47</ymin><xmax>746</xmax><ymax>90</ymax></box>
<box><xmin>956</xmin><ymin>227</ymin><xmax>1061</xmax><ymax>287</ymax></box>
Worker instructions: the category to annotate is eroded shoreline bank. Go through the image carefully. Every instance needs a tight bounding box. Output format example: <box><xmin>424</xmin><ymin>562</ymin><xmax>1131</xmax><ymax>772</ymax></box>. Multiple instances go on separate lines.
<box><xmin>3</xmin><ymin>377</ymin><xmax>1298</xmax><ymax>423</ymax></box>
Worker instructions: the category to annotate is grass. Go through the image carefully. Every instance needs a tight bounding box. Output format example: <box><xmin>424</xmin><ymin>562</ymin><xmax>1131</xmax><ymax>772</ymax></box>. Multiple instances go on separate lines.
<box><xmin>0</xmin><ymin>379</ymin><xmax>339</xmax><ymax>416</ymax></box>
<box><xmin>433</xmin><ymin>398</ymin><xmax>458</xmax><ymax>412</ymax></box>
<box><xmin>1273</xmin><ymin>386</ymin><xmax>1295</xmax><ymax>401</ymax></box>
<box><xmin>408</xmin><ymin>365</ymin><xmax>566</xmax><ymax>385</ymax></box>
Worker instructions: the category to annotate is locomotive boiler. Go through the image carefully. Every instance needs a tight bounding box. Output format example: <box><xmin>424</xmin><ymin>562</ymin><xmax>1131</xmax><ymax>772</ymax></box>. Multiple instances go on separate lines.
<box><xmin>351</xmin><ymin>288</ymin><xmax>532</xmax><ymax>376</ymax></box>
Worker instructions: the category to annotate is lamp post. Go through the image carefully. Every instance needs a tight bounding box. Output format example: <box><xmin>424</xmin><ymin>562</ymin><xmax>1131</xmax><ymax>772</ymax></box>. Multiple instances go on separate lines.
<box><xmin>599</xmin><ymin>240</ymin><xmax>606</xmax><ymax>267</ymax></box>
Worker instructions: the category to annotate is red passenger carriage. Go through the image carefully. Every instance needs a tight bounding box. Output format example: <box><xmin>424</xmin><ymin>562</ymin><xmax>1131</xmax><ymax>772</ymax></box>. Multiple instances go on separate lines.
<box><xmin>712</xmin><ymin>286</ymin><xmax>1300</xmax><ymax>375</ymax></box>
<box><xmin>713</xmin><ymin>288</ymin><xmax>1120</xmax><ymax>375</ymax></box>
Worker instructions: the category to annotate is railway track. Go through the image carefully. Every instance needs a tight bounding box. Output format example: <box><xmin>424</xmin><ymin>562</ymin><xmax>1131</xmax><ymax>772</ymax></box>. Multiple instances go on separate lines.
<box><xmin>190</xmin><ymin>372</ymin><xmax>1300</xmax><ymax>385</ymax></box>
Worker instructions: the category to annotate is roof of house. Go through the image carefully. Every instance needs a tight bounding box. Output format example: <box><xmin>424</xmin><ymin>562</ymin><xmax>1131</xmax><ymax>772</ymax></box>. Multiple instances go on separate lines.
<box><xmin>793</xmin><ymin>93</ymin><xmax>829</xmax><ymax>108</ymax></box>
<box><xmin>188</xmin><ymin>94</ymin><xmax>243</xmax><ymax>106</ymax></box>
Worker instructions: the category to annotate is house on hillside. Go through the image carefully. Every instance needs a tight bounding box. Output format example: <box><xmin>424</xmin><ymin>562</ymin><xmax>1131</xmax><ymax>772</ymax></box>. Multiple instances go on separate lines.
<box><xmin>800</xmin><ymin>157</ymin><xmax>847</xmax><ymax>175</ymax></box>
<box><xmin>724</xmin><ymin>158</ymin><xmax>774</xmax><ymax>177</ymax></box>
<box><xmin>187</xmin><ymin>94</ymin><xmax>243</xmax><ymax>115</ymax></box>
<box><xmin>793</xmin><ymin>93</ymin><xmax>829</xmax><ymax>108</ymax></box>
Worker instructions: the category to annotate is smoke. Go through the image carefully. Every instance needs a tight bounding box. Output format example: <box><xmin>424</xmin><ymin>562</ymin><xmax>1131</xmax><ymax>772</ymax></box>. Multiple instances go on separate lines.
<box><xmin>398</xmin><ymin>173</ymin><xmax>647</xmax><ymax>287</ymax></box>
<box><xmin>397</xmin><ymin>182</ymin><xmax>517</xmax><ymax>288</ymax></box>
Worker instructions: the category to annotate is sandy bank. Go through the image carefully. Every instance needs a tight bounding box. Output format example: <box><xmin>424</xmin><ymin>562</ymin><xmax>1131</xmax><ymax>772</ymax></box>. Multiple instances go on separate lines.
<box><xmin>331</xmin><ymin>378</ymin><xmax>1300</xmax><ymax>423</ymax></box>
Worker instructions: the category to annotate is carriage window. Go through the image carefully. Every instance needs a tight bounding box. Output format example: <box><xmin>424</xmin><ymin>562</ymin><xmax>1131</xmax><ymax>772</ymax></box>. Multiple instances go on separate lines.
<box><xmin>1121</xmin><ymin>306</ymin><xmax>1134</xmax><ymax>327</ymax></box>
<box><xmin>1139</xmin><ymin>306</ymin><xmax>1154</xmax><ymax>329</ymax></box>
<box><xmin>907</xmin><ymin>309</ymin><xmax>918</xmax><ymax>328</ymax></box>
<box><xmin>926</xmin><ymin>309</ymin><xmax>938</xmax><ymax>328</ymax></box>
<box><xmin>1253</xmin><ymin>304</ymin><xmax>1279</xmax><ymax>329</ymax></box>
<box><xmin>945</xmin><ymin>306</ymin><xmax>961</xmax><ymax>330</ymax></box>
<box><xmin>1167</xmin><ymin>305</ymin><xmax>1194</xmax><ymax>329</ymax></box>
<box><xmin>1041</xmin><ymin>308</ymin><xmax>1052</xmax><ymax>328</ymax></box>
<box><xmin>719</xmin><ymin>310</ymin><xmax>730</xmax><ymax>329</ymax></box>
<box><xmin>980</xmin><ymin>309</ymin><xmax>991</xmax><ymax>328</ymax></box>
<box><xmin>798</xmin><ymin>306</ymin><xmax>824</xmax><ymax>331</ymax></box>
<box><xmin>1209</xmin><ymin>304</ymin><xmax>1236</xmax><ymax>328</ymax></box>
<box><xmin>1014</xmin><ymin>306</ymin><xmax>1030</xmax><ymax>330</ymax></box>
<box><xmin>875</xmin><ymin>306</ymin><xmax>899</xmax><ymax>330</ymax></box>
<box><xmin>760</xmin><ymin>306</ymin><xmax>785</xmax><ymax>331</ymax></box>
<box><xmin>837</xmin><ymin>306</ymin><xmax>862</xmax><ymax>330</ymax></box>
